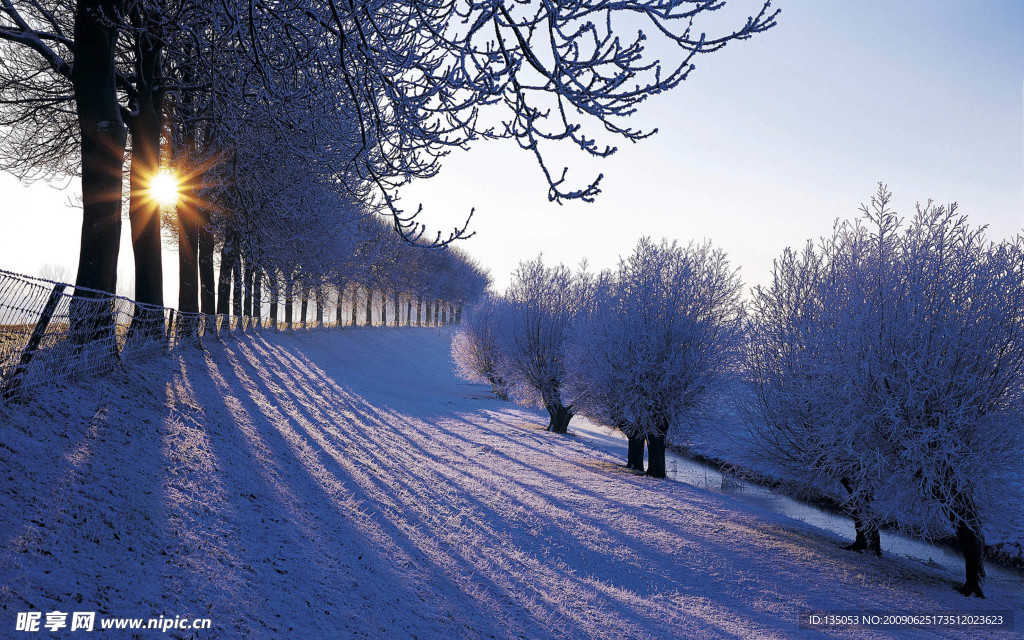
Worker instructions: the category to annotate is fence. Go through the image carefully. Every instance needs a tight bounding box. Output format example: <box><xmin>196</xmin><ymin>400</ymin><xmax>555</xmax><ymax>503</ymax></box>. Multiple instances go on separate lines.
<box><xmin>1</xmin><ymin>269</ymin><xmax>270</xmax><ymax>403</ymax></box>
<box><xmin>0</xmin><ymin>268</ymin><xmax>463</xmax><ymax>404</ymax></box>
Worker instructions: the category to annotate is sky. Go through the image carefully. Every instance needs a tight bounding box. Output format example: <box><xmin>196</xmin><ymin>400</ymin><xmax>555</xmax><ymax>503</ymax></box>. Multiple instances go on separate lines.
<box><xmin>1</xmin><ymin>0</ymin><xmax>1022</xmax><ymax>300</ymax></box>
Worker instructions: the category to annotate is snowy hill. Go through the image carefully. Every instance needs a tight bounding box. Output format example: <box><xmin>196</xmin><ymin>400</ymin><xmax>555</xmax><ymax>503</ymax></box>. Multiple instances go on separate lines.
<box><xmin>1</xmin><ymin>327</ymin><xmax>1021</xmax><ymax>638</ymax></box>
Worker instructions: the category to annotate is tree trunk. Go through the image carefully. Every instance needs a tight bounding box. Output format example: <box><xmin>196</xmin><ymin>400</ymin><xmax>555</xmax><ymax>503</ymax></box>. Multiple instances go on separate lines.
<box><xmin>243</xmin><ymin>257</ymin><xmax>253</xmax><ymax>317</ymax></box>
<box><xmin>380</xmin><ymin>290</ymin><xmax>387</xmax><ymax>326</ymax></box>
<box><xmin>645</xmin><ymin>415</ymin><xmax>671</xmax><ymax>478</ymax></box>
<box><xmin>626</xmin><ymin>433</ymin><xmax>646</xmax><ymax>471</ymax></box>
<box><xmin>300</xmin><ymin>285</ymin><xmax>309</xmax><ymax>326</ymax></box>
<box><xmin>252</xmin><ymin>267</ymin><xmax>262</xmax><ymax>327</ymax></box>
<box><xmin>365</xmin><ymin>288</ymin><xmax>373</xmax><ymax>326</ymax></box>
<box><xmin>951</xmin><ymin>498</ymin><xmax>986</xmax><ymax>597</ymax></box>
<box><xmin>176</xmin><ymin>199</ymin><xmax>199</xmax><ymax>313</ymax></box>
<box><xmin>284</xmin><ymin>279</ymin><xmax>293</xmax><ymax>328</ymax></box>
<box><xmin>316</xmin><ymin>287</ymin><xmax>324</xmax><ymax>325</ymax></box>
<box><xmin>175</xmin><ymin>196</ymin><xmax>198</xmax><ymax>340</ymax></box>
<box><xmin>342</xmin><ymin>286</ymin><xmax>350</xmax><ymax>327</ymax></box>
<box><xmin>269</xmin><ymin>275</ymin><xmax>279</xmax><ymax>330</ymax></box>
<box><xmin>126</xmin><ymin>25</ymin><xmax>164</xmax><ymax>311</ymax></box>
<box><xmin>546</xmin><ymin>403</ymin><xmax>573</xmax><ymax>434</ymax></box>
<box><xmin>216</xmin><ymin>235</ymin><xmax>235</xmax><ymax>316</ymax></box>
<box><xmin>198</xmin><ymin>208</ymin><xmax>216</xmax><ymax>317</ymax></box>
<box><xmin>844</xmin><ymin>510</ymin><xmax>882</xmax><ymax>556</ymax></box>
<box><xmin>839</xmin><ymin>479</ymin><xmax>881</xmax><ymax>556</ymax></box>
<box><xmin>417</xmin><ymin>296</ymin><xmax>422</xmax><ymax>326</ymax></box>
<box><xmin>70</xmin><ymin>0</ymin><xmax>127</xmax><ymax>344</ymax></box>
<box><xmin>645</xmin><ymin>434</ymin><xmax>667</xmax><ymax>478</ymax></box>
<box><xmin>232</xmin><ymin>258</ymin><xmax>243</xmax><ymax>318</ymax></box>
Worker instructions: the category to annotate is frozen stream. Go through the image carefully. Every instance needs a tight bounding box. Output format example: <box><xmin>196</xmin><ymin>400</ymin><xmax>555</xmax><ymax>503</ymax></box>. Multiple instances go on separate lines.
<box><xmin>571</xmin><ymin>421</ymin><xmax>1024</xmax><ymax>598</ymax></box>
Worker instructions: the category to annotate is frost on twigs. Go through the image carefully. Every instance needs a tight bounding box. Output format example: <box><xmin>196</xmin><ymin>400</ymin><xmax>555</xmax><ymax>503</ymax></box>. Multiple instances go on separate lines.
<box><xmin>567</xmin><ymin>237</ymin><xmax>744</xmax><ymax>477</ymax></box>
<box><xmin>746</xmin><ymin>184</ymin><xmax>1024</xmax><ymax>596</ymax></box>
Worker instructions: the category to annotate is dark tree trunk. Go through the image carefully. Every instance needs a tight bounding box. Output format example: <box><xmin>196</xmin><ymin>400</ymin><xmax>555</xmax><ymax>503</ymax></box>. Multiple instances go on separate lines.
<box><xmin>243</xmin><ymin>258</ymin><xmax>253</xmax><ymax>317</ymax></box>
<box><xmin>342</xmin><ymin>288</ymin><xmax>348</xmax><ymax>326</ymax></box>
<box><xmin>380</xmin><ymin>290</ymin><xmax>387</xmax><ymax>326</ymax></box>
<box><xmin>951</xmin><ymin>498</ymin><xmax>986</xmax><ymax>597</ymax></box>
<box><xmin>546</xmin><ymin>403</ymin><xmax>573</xmax><ymax>434</ymax></box>
<box><xmin>175</xmin><ymin>197</ymin><xmax>198</xmax><ymax>340</ymax></box>
<box><xmin>198</xmin><ymin>208</ymin><xmax>216</xmax><ymax>315</ymax></box>
<box><xmin>269</xmin><ymin>277</ymin><xmax>279</xmax><ymax>330</ymax></box>
<box><xmin>300</xmin><ymin>286</ymin><xmax>309</xmax><ymax>326</ymax></box>
<box><xmin>417</xmin><ymin>296</ymin><xmax>422</xmax><ymax>326</ymax></box>
<box><xmin>406</xmin><ymin>300</ymin><xmax>412</xmax><ymax>326</ymax></box>
<box><xmin>351</xmin><ymin>287</ymin><xmax>357</xmax><ymax>326</ymax></box>
<box><xmin>70</xmin><ymin>0</ymin><xmax>127</xmax><ymax>344</ymax></box>
<box><xmin>216</xmin><ymin>236</ymin><xmax>235</xmax><ymax>316</ymax></box>
<box><xmin>365</xmin><ymin>288</ymin><xmax>373</xmax><ymax>326</ymax></box>
<box><xmin>316</xmin><ymin>288</ymin><xmax>324</xmax><ymax>325</ymax></box>
<box><xmin>839</xmin><ymin>479</ymin><xmax>881</xmax><ymax>556</ymax></box>
<box><xmin>487</xmin><ymin>375</ymin><xmax>509</xmax><ymax>401</ymax></box>
<box><xmin>845</xmin><ymin>511</ymin><xmax>882</xmax><ymax>556</ymax></box>
<box><xmin>645</xmin><ymin>434</ymin><xmax>667</xmax><ymax>478</ymax></box>
<box><xmin>126</xmin><ymin>20</ymin><xmax>163</xmax><ymax>312</ymax></box>
<box><xmin>231</xmin><ymin>258</ymin><xmax>243</xmax><ymax>318</ymax></box>
<box><xmin>284</xmin><ymin>279</ymin><xmax>293</xmax><ymax>328</ymax></box>
<box><xmin>645</xmin><ymin>415</ymin><xmax>671</xmax><ymax>478</ymax></box>
<box><xmin>627</xmin><ymin>433</ymin><xmax>646</xmax><ymax>471</ymax></box>
<box><xmin>176</xmin><ymin>199</ymin><xmax>199</xmax><ymax>314</ymax></box>
<box><xmin>252</xmin><ymin>267</ymin><xmax>262</xmax><ymax>327</ymax></box>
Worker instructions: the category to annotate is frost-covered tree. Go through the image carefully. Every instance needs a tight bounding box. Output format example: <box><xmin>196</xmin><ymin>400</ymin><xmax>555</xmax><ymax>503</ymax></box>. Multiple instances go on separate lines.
<box><xmin>747</xmin><ymin>185</ymin><xmax>1024</xmax><ymax>596</ymax></box>
<box><xmin>452</xmin><ymin>294</ymin><xmax>510</xmax><ymax>400</ymax></box>
<box><xmin>746</xmin><ymin>233</ymin><xmax>885</xmax><ymax>555</ymax></box>
<box><xmin>494</xmin><ymin>256</ymin><xmax>591</xmax><ymax>433</ymax></box>
<box><xmin>572</xmin><ymin>238</ymin><xmax>743</xmax><ymax>477</ymax></box>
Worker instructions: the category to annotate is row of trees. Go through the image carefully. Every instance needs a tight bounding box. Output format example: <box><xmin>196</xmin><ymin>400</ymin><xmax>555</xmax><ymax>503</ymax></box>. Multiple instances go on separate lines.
<box><xmin>453</xmin><ymin>238</ymin><xmax>743</xmax><ymax>478</ymax></box>
<box><xmin>454</xmin><ymin>187</ymin><xmax>1024</xmax><ymax>598</ymax></box>
<box><xmin>747</xmin><ymin>185</ymin><xmax>1024</xmax><ymax>598</ymax></box>
<box><xmin>0</xmin><ymin>0</ymin><xmax>777</xmax><ymax>337</ymax></box>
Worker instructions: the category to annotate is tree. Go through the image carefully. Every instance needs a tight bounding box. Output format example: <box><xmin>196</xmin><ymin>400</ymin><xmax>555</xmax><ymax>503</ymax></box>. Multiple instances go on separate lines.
<box><xmin>493</xmin><ymin>256</ymin><xmax>590</xmax><ymax>433</ymax></box>
<box><xmin>745</xmin><ymin>234</ymin><xmax>885</xmax><ymax>555</ymax></box>
<box><xmin>746</xmin><ymin>185</ymin><xmax>1024</xmax><ymax>596</ymax></box>
<box><xmin>571</xmin><ymin>238</ymin><xmax>743</xmax><ymax>477</ymax></box>
<box><xmin>453</xmin><ymin>294</ymin><xmax>510</xmax><ymax>400</ymax></box>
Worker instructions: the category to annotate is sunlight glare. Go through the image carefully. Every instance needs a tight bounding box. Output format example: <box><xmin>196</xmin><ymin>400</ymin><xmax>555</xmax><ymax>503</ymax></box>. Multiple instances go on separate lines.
<box><xmin>149</xmin><ymin>170</ymin><xmax>180</xmax><ymax>208</ymax></box>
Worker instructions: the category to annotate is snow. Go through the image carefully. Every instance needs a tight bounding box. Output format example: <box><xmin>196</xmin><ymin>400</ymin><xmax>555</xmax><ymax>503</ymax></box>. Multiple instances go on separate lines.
<box><xmin>2</xmin><ymin>326</ymin><xmax>1022</xmax><ymax>638</ymax></box>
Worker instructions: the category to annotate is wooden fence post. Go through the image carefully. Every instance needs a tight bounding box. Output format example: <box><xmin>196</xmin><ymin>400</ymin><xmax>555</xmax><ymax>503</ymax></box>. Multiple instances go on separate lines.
<box><xmin>2</xmin><ymin>283</ymin><xmax>67</xmax><ymax>401</ymax></box>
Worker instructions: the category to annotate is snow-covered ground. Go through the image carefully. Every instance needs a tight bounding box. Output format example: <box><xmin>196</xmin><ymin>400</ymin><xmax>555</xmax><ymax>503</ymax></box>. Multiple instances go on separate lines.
<box><xmin>2</xmin><ymin>327</ymin><xmax>1021</xmax><ymax>638</ymax></box>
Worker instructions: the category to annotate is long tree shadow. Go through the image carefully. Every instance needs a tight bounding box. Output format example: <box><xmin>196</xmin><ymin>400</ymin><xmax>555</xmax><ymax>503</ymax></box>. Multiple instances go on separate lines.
<box><xmin>212</xmin><ymin>334</ymin><xmax>980</xmax><ymax>638</ymax></box>
<box><xmin>213</xmin><ymin>336</ymin><xmax>781</xmax><ymax>638</ymax></box>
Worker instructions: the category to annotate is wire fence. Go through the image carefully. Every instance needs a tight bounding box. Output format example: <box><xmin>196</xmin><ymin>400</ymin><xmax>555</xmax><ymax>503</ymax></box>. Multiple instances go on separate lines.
<box><xmin>3</xmin><ymin>269</ymin><xmax>273</xmax><ymax>403</ymax></box>
<box><xmin>0</xmin><ymin>267</ymin><xmax>462</xmax><ymax>404</ymax></box>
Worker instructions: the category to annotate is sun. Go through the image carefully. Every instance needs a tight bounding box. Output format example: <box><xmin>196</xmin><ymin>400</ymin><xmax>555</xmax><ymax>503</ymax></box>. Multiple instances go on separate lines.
<box><xmin>149</xmin><ymin>170</ymin><xmax>180</xmax><ymax>208</ymax></box>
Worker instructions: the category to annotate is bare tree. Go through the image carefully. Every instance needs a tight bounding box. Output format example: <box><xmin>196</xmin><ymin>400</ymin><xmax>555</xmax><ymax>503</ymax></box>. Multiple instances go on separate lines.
<box><xmin>493</xmin><ymin>256</ymin><xmax>590</xmax><ymax>433</ymax></box>
<box><xmin>746</xmin><ymin>185</ymin><xmax>1024</xmax><ymax>596</ymax></box>
<box><xmin>571</xmin><ymin>238</ymin><xmax>743</xmax><ymax>477</ymax></box>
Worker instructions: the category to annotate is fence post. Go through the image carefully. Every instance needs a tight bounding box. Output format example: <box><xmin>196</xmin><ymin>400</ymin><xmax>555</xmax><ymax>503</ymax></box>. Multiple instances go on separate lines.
<box><xmin>2</xmin><ymin>283</ymin><xmax>66</xmax><ymax>401</ymax></box>
<box><xmin>165</xmin><ymin>309</ymin><xmax>176</xmax><ymax>349</ymax></box>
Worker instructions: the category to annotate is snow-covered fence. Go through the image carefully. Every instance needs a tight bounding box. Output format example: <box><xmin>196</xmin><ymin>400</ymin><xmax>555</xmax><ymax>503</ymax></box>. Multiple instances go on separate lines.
<box><xmin>0</xmin><ymin>268</ymin><xmax>462</xmax><ymax>403</ymax></box>
<box><xmin>0</xmin><ymin>268</ymin><xmax>259</xmax><ymax>402</ymax></box>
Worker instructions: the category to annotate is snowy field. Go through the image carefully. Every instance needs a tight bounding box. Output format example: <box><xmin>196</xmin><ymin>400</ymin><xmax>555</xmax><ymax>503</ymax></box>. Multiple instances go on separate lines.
<box><xmin>2</xmin><ymin>327</ymin><xmax>1022</xmax><ymax>638</ymax></box>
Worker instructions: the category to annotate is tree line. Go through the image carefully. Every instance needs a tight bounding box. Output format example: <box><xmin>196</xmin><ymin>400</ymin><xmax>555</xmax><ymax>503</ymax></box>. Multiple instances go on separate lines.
<box><xmin>453</xmin><ymin>186</ymin><xmax>1024</xmax><ymax>599</ymax></box>
<box><xmin>0</xmin><ymin>0</ymin><xmax>776</xmax><ymax>339</ymax></box>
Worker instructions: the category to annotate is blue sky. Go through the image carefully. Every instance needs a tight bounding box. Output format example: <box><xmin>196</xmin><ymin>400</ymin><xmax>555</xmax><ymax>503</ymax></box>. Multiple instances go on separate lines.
<box><xmin>1</xmin><ymin>0</ymin><xmax>1022</xmax><ymax>298</ymax></box>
